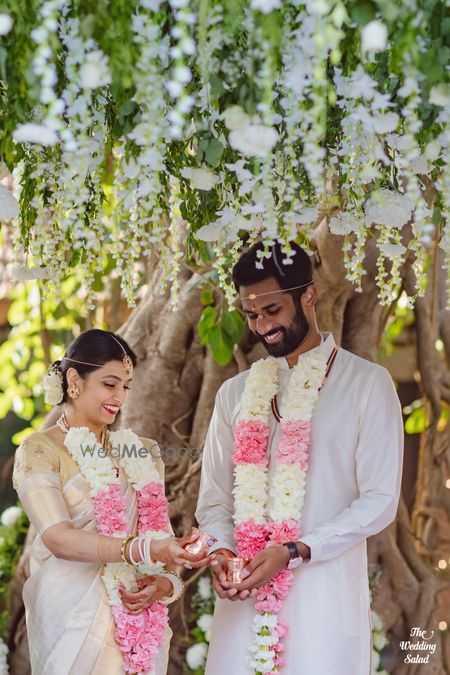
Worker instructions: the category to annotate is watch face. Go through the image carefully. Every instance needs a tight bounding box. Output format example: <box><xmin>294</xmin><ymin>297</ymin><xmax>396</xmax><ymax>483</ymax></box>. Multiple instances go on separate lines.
<box><xmin>288</xmin><ymin>557</ymin><xmax>302</xmax><ymax>570</ymax></box>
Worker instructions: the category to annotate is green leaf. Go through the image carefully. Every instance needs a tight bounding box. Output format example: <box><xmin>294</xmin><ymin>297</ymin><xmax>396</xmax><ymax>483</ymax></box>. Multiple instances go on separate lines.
<box><xmin>198</xmin><ymin>306</ymin><xmax>217</xmax><ymax>346</ymax></box>
<box><xmin>348</xmin><ymin>0</ymin><xmax>376</xmax><ymax>26</ymax></box>
<box><xmin>204</xmin><ymin>139</ymin><xmax>224</xmax><ymax>168</ymax></box>
<box><xmin>207</xmin><ymin>325</ymin><xmax>234</xmax><ymax>365</ymax></box>
<box><xmin>221</xmin><ymin>310</ymin><xmax>245</xmax><ymax>344</ymax></box>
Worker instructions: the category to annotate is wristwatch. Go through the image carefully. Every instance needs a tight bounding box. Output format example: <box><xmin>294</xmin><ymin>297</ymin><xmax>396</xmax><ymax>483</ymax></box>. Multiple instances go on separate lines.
<box><xmin>283</xmin><ymin>541</ymin><xmax>303</xmax><ymax>569</ymax></box>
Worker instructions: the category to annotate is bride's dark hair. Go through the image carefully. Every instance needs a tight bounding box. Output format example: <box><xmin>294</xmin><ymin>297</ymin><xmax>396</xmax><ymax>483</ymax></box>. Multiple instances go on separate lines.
<box><xmin>52</xmin><ymin>329</ymin><xmax>137</xmax><ymax>403</ymax></box>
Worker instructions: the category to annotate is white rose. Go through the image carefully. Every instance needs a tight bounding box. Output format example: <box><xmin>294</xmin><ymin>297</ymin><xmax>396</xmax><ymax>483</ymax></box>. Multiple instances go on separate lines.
<box><xmin>0</xmin><ymin>185</ymin><xmax>19</xmax><ymax>221</ymax></box>
<box><xmin>371</xmin><ymin>610</ymin><xmax>383</xmax><ymax>631</ymax></box>
<box><xmin>229</xmin><ymin>125</ymin><xmax>278</xmax><ymax>157</ymax></box>
<box><xmin>373</xmin><ymin>630</ymin><xmax>388</xmax><ymax>651</ymax></box>
<box><xmin>185</xmin><ymin>642</ymin><xmax>208</xmax><ymax>670</ymax></box>
<box><xmin>80</xmin><ymin>51</ymin><xmax>111</xmax><ymax>89</ymax></box>
<box><xmin>0</xmin><ymin>13</ymin><xmax>13</xmax><ymax>35</ymax></box>
<box><xmin>1</xmin><ymin>505</ymin><xmax>22</xmax><ymax>527</ymax></box>
<box><xmin>181</xmin><ymin>167</ymin><xmax>218</xmax><ymax>191</ymax></box>
<box><xmin>221</xmin><ymin>105</ymin><xmax>251</xmax><ymax>131</ymax></box>
<box><xmin>197</xmin><ymin>575</ymin><xmax>212</xmax><ymax>600</ymax></box>
<box><xmin>42</xmin><ymin>368</ymin><xmax>64</xmax><ymax>406</ymax></box>
<box><xmin>372</xmin><ymin>648</ymin><xmax>380</xmax><ymax>671</ymax></box>
<box><xmin>250</xmin><ymin>0</ymin><xmax>282</xmax><ymax>12</ymax></box>
<box><xmin>13</xmin><ymin>123</ymin><xmax>58</xmax><ymax>146</ymax></box>
<box><xmin>361</xmin><ymin>20</ymin><xmax>388</xmax><ymax>53</ymax></box>
<box><xmin>197</xmin><ymin>613</ymin><xmax>213</xmax><ymax>635</ymax></box>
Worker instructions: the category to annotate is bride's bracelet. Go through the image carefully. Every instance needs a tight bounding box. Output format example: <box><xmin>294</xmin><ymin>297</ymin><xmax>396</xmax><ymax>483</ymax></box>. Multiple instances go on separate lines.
<box><xmin>123</xmin><ymin>533</ymin><xmax>170</xmax><ymax>568</ymax></box>
<box><xmin>121</xmin><ymin>535</ymin><xmax>135</xmax><ymax>567</ymax></box>
<box><xmin>158</xmin><ymin>571</ymin><xmax>184</xmax><ymax>605</ymax></box>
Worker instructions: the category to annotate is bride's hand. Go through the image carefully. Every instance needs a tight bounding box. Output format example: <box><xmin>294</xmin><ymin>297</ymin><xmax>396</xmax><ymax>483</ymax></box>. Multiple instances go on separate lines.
<box><xmin>119</xmin><ymin>576</ymin><xmax>172</xmax><ymax>615</ymax></box>
<box><xmin>150</xmin><ymin>533</ymin><xmax>210</xmax><ymax>568</ymax></box>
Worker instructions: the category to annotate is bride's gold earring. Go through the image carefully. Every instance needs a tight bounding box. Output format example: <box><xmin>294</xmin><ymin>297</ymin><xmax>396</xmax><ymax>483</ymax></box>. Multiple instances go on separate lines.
<box><xmin>67</xmin><ymin>384</ymin><xmax>81</xmax><ymax>400</ymax></box>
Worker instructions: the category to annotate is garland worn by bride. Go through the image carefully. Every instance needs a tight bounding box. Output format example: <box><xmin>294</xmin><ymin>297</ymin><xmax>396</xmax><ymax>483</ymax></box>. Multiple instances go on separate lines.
<box><xmin>61</xmin><ymin>421</ymin><xmax>171</xmax><ymax>675</ymax></box>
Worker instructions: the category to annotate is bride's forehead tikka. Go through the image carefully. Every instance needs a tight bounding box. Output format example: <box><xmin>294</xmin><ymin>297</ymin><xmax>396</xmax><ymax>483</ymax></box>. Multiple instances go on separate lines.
<box><xmin>62</xmin><ymin>334</ymin><xmax>134</xmax><ymax>375</ymax></box>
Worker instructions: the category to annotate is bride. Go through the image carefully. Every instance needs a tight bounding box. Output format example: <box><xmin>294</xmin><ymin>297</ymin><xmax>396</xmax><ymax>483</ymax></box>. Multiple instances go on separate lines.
<box><xmin>13</xmin><ymin>328</ymin><xmax>209</xmax><ymax>674</ymax></box>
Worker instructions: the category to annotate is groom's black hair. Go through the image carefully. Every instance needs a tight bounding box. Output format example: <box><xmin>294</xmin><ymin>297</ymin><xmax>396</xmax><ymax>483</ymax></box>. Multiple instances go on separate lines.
<box><xmin>232</xmin><ymin>241</ymin><xmax>313</xmax><ymax>301</ymax></box>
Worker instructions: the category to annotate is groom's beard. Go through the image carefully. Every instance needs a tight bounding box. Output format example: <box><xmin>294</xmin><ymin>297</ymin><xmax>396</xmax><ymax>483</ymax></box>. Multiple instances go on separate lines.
<box><xmin>257</xmin><ymin>306</ymin><xmax>310</xmax><ymax>357</ymax></box>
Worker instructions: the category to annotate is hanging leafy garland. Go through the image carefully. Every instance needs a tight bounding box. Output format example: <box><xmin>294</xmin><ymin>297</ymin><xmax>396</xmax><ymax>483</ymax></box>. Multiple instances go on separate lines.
<box><xmin>0</xmin><ymin>0</ymin><xmax>448</xmax><ymax>308</ymax></box>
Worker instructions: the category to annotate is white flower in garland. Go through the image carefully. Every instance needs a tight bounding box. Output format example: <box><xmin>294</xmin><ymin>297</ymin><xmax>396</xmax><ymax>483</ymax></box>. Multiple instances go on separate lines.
<box><xmin>364</xmin><ymin>189</ymin><xmax>414</xmax><ymax>229</ymax></box>
<box><xmin>233</xmin><ymin>464</ymin><xmax>269</xmax><ymax>523</ymax></box>
<box><xmin>110</xmin><ymin>428</ymin><xmax>160</xmax><ymax>489</ymax></box>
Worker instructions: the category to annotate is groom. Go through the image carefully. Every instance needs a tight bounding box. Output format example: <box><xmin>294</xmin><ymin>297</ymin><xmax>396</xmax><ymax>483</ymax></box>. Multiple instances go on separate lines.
<box><xmin>196</xmin><ymin>241</ymin><xmax>403</xmax><ymax>674</ymax></box>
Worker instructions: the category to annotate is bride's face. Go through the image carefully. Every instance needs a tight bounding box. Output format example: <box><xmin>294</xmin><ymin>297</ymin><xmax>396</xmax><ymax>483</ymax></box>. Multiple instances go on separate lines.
<box><xmin>67</xmin><ymin>360</ymin><xmax>133</xmax><ymax>425</ymax></box>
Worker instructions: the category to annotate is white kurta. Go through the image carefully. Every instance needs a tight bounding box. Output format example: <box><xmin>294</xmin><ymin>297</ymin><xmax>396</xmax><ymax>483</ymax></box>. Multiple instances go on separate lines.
<box><xmin>196</xmin><ymin>333</ymin><xmax>403</xmax><ymax>675</ymax></box>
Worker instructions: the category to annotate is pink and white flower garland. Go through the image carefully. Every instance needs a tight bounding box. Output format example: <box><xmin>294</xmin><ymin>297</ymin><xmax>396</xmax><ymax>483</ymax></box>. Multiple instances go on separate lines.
<box><xmin>232</xmin><ymin>353</ymin><xmax>327</xmax><ymax>673</ymax></box>
<box><xmin>64</xmin><ymin>427</ymin><xmax>170</xmax><ymax>675</ymax></box>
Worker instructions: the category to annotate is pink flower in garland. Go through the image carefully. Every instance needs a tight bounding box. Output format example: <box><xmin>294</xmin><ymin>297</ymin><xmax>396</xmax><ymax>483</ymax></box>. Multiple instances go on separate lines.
<box><xmin>235</xmin><ymin>521</ymin><xmax>269</xmax><ymax>558</ymax></box>
<box><xmin>267</xmin><ymin>519</ymin><xmax>300</xmax><ymax>544</ymax></box>
<box><xmin>270</xmin><ymin>570</ymin><xmax>292</xmax><ymax>599</ymax></box>
<box><xmin>277</xmin><ymin>420</ymin><xmax>311</xmax><ymax>468</ymax></box>
<box><xmin>111</xmin><ymin>599</ymin><xmax>169</xmax><ymax>674</ymax></box>
<box><xmin>232</xmin><ymin>420</ymin><xmax>270</xmax><ymax>466</ymax></box>
<box><xmin>137</xmin><ymin>482</ymin><xmax>170</xmax><ymax>533</ymax></box>
<box><xmin>92</xmin><ymin>484</ymin><xmax>128</xmax><ymax>535</ymax></box>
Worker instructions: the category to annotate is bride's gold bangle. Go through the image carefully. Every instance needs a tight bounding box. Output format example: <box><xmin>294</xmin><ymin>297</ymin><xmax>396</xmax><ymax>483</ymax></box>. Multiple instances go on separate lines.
<box><xmin>121</xmin><ymin>535</ymin><xmax>135</xmax><ymax>566</ymax></box>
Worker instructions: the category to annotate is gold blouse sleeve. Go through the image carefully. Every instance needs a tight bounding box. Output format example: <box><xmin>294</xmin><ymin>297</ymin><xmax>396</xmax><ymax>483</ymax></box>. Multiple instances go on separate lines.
<box><xmin>12</xmin><ymin>434</ymin><xmax>70</xmax><ymax>536</ymax></box>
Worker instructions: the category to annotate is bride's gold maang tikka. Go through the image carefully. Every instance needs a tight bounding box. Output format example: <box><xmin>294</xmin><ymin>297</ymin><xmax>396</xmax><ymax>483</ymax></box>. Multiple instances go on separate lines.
<box><xmin>61</xmin><ymin>334</ymin><xmax>134</xmax><ymax>376</ymax></box>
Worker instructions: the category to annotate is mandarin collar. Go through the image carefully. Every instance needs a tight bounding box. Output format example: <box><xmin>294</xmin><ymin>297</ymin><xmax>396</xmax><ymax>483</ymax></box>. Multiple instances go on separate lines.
<box><xmin>278</xmin><ymin>332</ymin><xmax>337</xmax><ymax>371</ymax></box>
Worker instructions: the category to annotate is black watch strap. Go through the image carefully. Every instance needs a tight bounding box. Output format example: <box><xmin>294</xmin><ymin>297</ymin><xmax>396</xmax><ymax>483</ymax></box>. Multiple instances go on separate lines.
<box><xmin>284</xmin><ymin>541</ymin><xmax>299</xmax><ymax>560</ymax></box>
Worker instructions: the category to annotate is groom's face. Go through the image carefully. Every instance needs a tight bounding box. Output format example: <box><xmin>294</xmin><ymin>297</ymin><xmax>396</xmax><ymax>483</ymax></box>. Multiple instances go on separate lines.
<box><xmin>240</xmin><ymin>277</ymin><xmax>310</xmax><ymax>357</ymax></box>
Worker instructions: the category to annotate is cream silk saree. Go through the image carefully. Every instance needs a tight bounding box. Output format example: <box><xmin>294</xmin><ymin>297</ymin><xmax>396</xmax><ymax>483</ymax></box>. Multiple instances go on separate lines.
<box><xmin>12</xmin><ymin>431</ymin><xmax>172</xmax><ymax>675</ymax></box>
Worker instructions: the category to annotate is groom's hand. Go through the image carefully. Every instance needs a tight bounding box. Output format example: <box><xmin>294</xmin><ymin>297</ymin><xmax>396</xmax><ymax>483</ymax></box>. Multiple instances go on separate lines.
<box><xmin>227</xmin><ymin>546</ymin><xmax>290</xmax><ymax>593</ymax></box>
<box><xmin>209</xmin><ymin>550</ymin><xmax>256</xmax><ymax>601</ymax></box>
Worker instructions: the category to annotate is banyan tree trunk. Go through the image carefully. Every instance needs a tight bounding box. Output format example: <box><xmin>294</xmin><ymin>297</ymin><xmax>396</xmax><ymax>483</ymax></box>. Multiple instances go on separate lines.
<box><xmin>8</xmin><ymin>226</ymin><xmax>450</xmax><ymax>674</ymax></box>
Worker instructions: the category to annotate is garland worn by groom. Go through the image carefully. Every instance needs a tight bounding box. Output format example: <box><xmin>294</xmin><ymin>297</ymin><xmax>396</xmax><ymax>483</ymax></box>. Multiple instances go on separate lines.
<box><xmin>196</xmin><ymin>242</ymin><xmax>404</xmax><ymax>675</ymax></box>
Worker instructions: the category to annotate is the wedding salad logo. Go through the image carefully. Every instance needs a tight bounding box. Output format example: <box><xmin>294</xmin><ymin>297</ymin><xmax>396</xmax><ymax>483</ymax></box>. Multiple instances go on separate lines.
<box><xmin>400</xmin><ymin>627</ymin><xmax>437</xmax><ymax>664</ymax></box>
